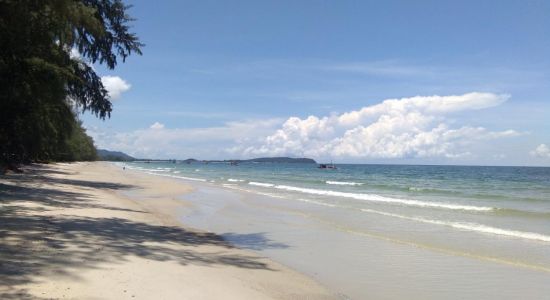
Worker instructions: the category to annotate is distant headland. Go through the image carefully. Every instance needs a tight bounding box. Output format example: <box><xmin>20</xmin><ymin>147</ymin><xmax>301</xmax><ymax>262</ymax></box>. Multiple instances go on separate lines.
<box><xmin>190</xmin><ymin>157</ymin><xmax>317</xmax><ymax>164</ymax></box>
<box><xmin>97</xmin><ymin>149</ymin><xmax>316</xmax><ymax>164</ymax></box>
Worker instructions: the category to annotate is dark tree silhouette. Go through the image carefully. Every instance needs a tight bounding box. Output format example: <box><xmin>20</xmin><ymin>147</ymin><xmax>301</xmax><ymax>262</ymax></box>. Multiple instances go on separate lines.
<box><xmin>0</xmin><ymin>0</ymin><xmax>143</xmax><ymax>168</ymax></box>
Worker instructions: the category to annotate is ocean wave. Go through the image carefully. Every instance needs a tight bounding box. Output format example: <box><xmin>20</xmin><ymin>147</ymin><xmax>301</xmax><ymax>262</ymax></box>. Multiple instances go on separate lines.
<box><xmin>360</xmin><ymin>208</ymin><xmax>550</xmax><ymax>243</ymax></box>
<box><xmin>249</xmin><ymin>182</ymin><xmax>275</xmax><ymax>187</ymax></box>
<box><xmin>228</xmin><ymin>178</ymin><xmax>245</xmax><ymax>182</ymax></box>
<box><xmin>173</xmin><ymin>175</ymin><xmax>207</xmax><ymax>182</ymax></box>
<box><xmin>226</xmin><ymin>184</ymin><xmax>288</xmax><ymax>199</ymax></box>
<box><xmin>146</xmin><ymin>172</ymin><xmax>207</xmax><ymax>182</ymax></box>
<box><xmin>408</xmin><ymin>186</ymin><xmax>438</xmax><ymax>192</ymax></box>
<box><xmin>326</xmin><ymin>181</ymin><xmax>364</xmax><ymax>186</ymax></box>
<box><xmin>493</xmin><ymin>208</ymin><xmax>550</xmax><ymax>219</ymax></box>
<box><xmin>268</xmin><ymin>184</ymin><xmax>493</xmax><ymax>211</ymax></box>
<box><xmin>297</xmin><ymin>198</ymin><xmax>337</xmax><ymax>208</ymax></box>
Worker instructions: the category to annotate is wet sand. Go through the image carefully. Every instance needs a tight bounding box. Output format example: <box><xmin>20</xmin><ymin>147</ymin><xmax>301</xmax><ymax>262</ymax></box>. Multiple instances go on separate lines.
<box><xmin>0</xmin><ymin>162</ymin><xmax>337</xmax><ymax>300</ymax></box>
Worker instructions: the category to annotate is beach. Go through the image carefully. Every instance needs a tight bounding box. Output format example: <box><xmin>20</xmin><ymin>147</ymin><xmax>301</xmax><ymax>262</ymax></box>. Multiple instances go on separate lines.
<box><xmin>3</xmin><ymin>1</ymin><xmax>548</xmax><ymax>299</ymax></box>
<box><xmin>125</xmin><ymin>161</ymin><xmax>550</xmax><ymax>300</ymax></box>
<box><xmin>0</xmin><ymin>162</ymin><xmax>337</xmax><ymax>299</ymax></box>
<box><xmin>3</xmin><ymin>161</ymin><xmax>550</xmax><ymax>300</ymax></box>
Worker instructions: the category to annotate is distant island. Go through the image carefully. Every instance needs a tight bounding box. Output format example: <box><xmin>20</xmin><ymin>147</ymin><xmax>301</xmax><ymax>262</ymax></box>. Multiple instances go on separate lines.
<box><xmin>234</xmin><ymin>157</ymin><xmax>316</xmax><ymax>164</ymax></box>
<box><xmin>157</xmin><ymin>157</ymin><xmax>317</xmax><ymax>164</ymax></box>
<box><xmin>96</xmin><ymin>150</ymin><xmax>316</xmax><ymax>164</ymax></box>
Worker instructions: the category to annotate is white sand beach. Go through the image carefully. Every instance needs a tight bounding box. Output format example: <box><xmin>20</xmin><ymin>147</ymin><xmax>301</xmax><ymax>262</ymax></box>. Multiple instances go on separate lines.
<box><xmin>0</xmin><ymin>162</ymin><xmax>337</xmax><ymax>299</ymax></box>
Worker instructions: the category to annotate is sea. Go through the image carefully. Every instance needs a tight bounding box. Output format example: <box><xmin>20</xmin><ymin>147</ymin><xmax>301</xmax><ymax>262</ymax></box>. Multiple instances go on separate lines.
<box><xmin>120</xmin><ymin>161</ymin><xmax>550</xmax><ymax>299</ymax></box>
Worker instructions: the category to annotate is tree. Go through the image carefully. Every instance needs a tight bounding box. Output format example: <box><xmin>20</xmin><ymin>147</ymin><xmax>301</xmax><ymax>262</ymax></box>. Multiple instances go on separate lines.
<box><xmin>57</xmin><ymin>118</ymin><xmax>98</xmax><ymax>161</ymax></box>
<box><xmin>0</xmin><ymin>0</ymin><xmax>143</xmax><ymax>167</ymax></box>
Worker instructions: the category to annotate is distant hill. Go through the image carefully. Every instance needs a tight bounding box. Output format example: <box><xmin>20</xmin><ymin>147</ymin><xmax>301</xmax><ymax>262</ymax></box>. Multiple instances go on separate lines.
<box><xmin>181</xmin><ymin>158</ymin><xmax>199</xmax><ymax>164</ymax></box>
<box><xmin>242</xmin><ymin>157</ymin><xmax>316</xmax><ymax>164</ymax></box>
<box><xmin>181</xmin><ymin>157</ymin><xmax>316</xmax><ymax>164</ymax></box>
<box><xmin>97</xmin><ymin>149</ymin><xmax>135</xmax><ymax>161</ymax></box>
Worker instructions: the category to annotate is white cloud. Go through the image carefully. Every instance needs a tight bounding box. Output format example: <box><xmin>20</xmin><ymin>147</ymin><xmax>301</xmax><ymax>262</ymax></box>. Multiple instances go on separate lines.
<box><xmin>150</xmin><ymin>122</ymin><xmax>165</xmax><ymax>130</ymax></box>
<box><xmin>323</xmin><ymin>61</ymin><xmax>433</xmax><ymax>77</ymax></box>
<box><xmin>88</xmin><ymin>119</ymin><xmax>282</xmax><ymax>159</ymax></box>
<box><xmin>69</xmin><ymin>48</ymin><xmax>81</xmax><ymax>60</ymax></box>
<box><xmin>530</xmin><ymin>144</ymin><xmax>550</xmax><ymax>158</ymax></box>
<box><xmin>87</xmin><ymin>92</ymin><xmax>522</xmax><ymax>161</ymax></box>
<box><xmin>101</xmin><ymin>76</ymin><xmax>131</xmax><ymax>100</ymax></box>
<box><xmin>67</xmin><ymin>50</ymin><xmax>130</xmax><ymax>100</ymax></box>
<box><xmin>69</xmin><ymin>50</ymin><xmax>130</xmax><ymax>101</ymax></box>
<box><xmin>237</xmin><ymin>92</ymin><xmax>518</xmax><ymax>160</ymax></box>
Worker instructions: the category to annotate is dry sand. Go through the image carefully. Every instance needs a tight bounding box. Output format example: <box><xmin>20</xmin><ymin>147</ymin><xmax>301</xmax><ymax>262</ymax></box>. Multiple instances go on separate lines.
<box><xmin>0</xmin><ymin>162</ymin><xmax>338</xmax><ymax>300</ymax></box>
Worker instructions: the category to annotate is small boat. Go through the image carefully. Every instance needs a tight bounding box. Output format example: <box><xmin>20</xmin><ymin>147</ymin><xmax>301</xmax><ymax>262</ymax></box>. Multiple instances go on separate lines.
<box><xmin>318</xmin><ymin>161</ymin><xmax>337</xmax><ymax>169</ymax></box>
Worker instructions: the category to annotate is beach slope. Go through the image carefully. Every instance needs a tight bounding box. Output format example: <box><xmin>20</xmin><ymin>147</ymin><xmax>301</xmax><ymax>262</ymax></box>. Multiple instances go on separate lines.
<box><xmin>0</xmin><ymin>162</ymin><xmax>336</xmax><ymax>299</ymax></box>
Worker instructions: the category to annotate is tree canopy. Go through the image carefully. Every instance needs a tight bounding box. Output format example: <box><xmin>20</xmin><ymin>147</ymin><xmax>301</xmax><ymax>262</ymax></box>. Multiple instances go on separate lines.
<box><xmin>0</xmin><ymin>0</ymin><xmax>142</xmax><ymax>168</ymax></box>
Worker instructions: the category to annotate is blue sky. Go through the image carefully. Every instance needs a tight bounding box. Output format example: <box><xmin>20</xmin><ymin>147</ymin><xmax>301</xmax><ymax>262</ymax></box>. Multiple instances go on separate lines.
<box><xmin>84</xmin><ymin>0</ymin><xmax>550</xmax><ymax>165</ymax></box>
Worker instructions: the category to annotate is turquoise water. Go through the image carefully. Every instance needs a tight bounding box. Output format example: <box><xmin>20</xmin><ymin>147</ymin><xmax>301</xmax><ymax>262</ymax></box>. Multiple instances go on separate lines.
<box><xmin>124</xmin><ymin>162</ymin><xmax>550</xmax><ymax>241</ymax></box>
<box><xmin>122</xmin><ymin>161</ymin><xmax>550</xmax><ymax>299</ymax></box>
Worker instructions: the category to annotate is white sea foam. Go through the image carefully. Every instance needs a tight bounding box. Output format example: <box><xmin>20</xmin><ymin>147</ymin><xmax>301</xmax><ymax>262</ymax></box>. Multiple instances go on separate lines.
<box><xmin>297</xmin><ymin>198</ymin><xmax>337</xmax><ymax>207</ymax></box>
<box><xmin>225</xmin><ymin>185</ymin><xmax>287</xmax><ymax>199</ymax></box>
<box><xmin>173</xmin><ymin>171</ymin><xmax>181</xmax><ymax>173</ymax></box>
<box><xmin>249</xmin><ymin>182</ymin><xmax>275</xmax><ymax>188</ymax></box>
<box><xmin>228</xmin><ymin>178</ymin><xmax>245</xmax><ymax>182</ymax></box>
<box><xmin>360</xmin><ymin>208</ymin><xmax>550</xmax><ymax>243</ymax></box>
<box><xmin>408</xmin><ymin>186</ymin><xmax>445</xmax><ymax>193</ymax></box>
<box><xmin>244</xmin><ymin>182</ymin><xmax>491</xmax><ymax>211</ymax></box>
<box><xmin>172</xmin><ymin>175</ymin><xmax>207</xmax><ymax>182</ymax></box>
<box><xmin>271</xmin><ymin>185</ymin><xmax>493</xmax><ymax>211</ymax></box>
<box><xmin>326</xmin><ymin>180</ymin><xmax>364</xmax><ymax>186</ymax></box>
<box><xmin>146</xmin><ymin>172</ymin><xmax>207</xmax><ymax>182</ymax></box>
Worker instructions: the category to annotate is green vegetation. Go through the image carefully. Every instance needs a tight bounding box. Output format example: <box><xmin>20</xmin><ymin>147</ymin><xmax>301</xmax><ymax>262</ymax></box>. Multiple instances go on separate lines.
<box><xmin>0</xmin><ymin>0</ymin><xmax>142</xmax><ymax>170</ymax></box>
<box><xmin>96</xmin><ymin>149</ymin><xmax>135</xmax><ymax>161</ymax></box>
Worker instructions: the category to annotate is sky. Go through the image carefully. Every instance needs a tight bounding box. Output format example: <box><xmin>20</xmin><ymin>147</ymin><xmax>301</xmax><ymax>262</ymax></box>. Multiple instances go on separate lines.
<box><xmin>83</xmin><ymin>0</ymin><xmax>550</xmax><ymax>166</ymax></box>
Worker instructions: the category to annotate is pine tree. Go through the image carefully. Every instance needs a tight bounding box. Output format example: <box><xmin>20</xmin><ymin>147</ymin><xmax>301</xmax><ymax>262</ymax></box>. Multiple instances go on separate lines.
<box><xmin>0</xmin><ymin>0</ymin><xmax>143</xmax><ymax>168</ymax></box>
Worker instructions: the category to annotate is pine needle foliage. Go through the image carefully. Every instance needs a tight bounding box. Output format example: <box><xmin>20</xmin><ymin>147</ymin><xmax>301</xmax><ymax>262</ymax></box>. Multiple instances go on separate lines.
<box><xmin>0</xmin><ymin>0</ymin><xmax>143</xmax><ymax>167</ymax></box>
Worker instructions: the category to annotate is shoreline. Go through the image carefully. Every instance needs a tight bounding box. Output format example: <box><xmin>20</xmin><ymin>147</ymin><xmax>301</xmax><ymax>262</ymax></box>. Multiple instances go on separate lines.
<box><xmin>136</xmin><ymin>161</ymin><xmax>550</xmax><ymax>300</ymax></box>
<box><xmin>0</xmin><ymin>162</ymin><xmax>338</xmax><ymax>299</ymax></box>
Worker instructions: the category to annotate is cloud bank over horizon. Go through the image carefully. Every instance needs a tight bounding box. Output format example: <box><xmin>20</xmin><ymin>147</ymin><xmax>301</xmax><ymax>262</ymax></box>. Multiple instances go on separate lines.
<box><xmin>234</xmin><ymin>92</ymin><xmax>518</xmax><ymax>160</ymax></box>
<box><xmin>531</xmin><ymin>144</ymin><xmax>550</xmax><ymax>158</ymax></box>
<box><xmin>86</xmin><ymin>92</ymin><xmax>534</xmax><ymax>164</ymax></box>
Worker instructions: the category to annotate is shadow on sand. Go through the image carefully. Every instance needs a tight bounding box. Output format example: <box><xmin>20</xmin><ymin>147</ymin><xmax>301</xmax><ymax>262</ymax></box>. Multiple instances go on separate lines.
<box><xmin>0</xmin><ymin>165</ymin><xmax>287</xmax><ymax>299</ymax></box>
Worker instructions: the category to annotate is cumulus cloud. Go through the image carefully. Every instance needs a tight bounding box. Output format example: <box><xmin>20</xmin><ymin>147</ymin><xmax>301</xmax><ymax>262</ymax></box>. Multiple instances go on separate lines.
<box><xmin>68</xmin><ymin>50</ymin><xmax>130</xmax><ymax>100</ymax></box>
<box><xmin>87</xmin><ymin>92</ymin><xmax>522</xmax><ymax>161</ymax></box>
<box><xmin>101</xmin><ymin>76</ymin><xmax>131</xmax><ymax>100</ymax></box>
<box><xmin>68</xmin><ymin>50</ymin><xmax>133</xmax><ymax>102</ymax></box>
<box><xmin>69</xmin><ymin>48</ymin><xmax>81</xmax><ymax>60</ymax></box>
<box><xmin>530</xmin><ymin>144</ymin><xmax>550</xmax><ymax>158</ymax></box>
<box><xmin>150</xmin><ymin>122</ymin><xmax>165</xmax><ymax>130</ymax></box>
<box><xmin>238</xmin><ymin>92</ymin><xmax>517</xmax><ymax>159</ymax></box>
<box><xmin>88</xmin><ymin>119</ymin><xmax>282</xmax><ymax>159</ymax></box>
